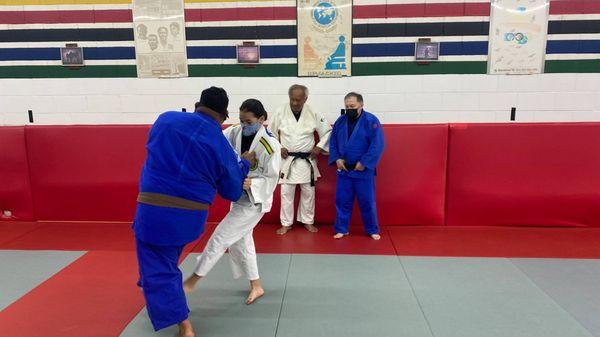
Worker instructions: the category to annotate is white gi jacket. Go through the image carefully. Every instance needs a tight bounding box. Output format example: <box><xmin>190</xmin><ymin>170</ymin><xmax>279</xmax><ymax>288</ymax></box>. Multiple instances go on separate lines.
<box><xmin>223</xmin><ymin>124</ymin><xmax>282</xmax><ymax>213</ymax></box>
<box><xmin>268</xmin><ymin>103</ymin><xmax>331</xmax><ymax>184</ymax></box>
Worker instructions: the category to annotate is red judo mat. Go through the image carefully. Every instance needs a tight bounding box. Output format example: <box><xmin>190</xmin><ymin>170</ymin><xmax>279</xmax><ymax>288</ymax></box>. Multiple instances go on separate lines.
<box><xmin>2</xmin><ymin>221</ymin><xmax>600</xmax><ymax>337</ymax></box>
<box><xmin>0</xmin><ymin>251</ymin><xmax>145</xmax><ymax>337</ymax></box>
<box><xmin>388</xmin><ymin>226</ymin><xmax>600</xmax><ymax>258</ymax></box>
<box><xmin>0</xmin><ymin>227</ymin><xmax>209</xmax><ymax>337</ymax></box>
<box><xmin>2</xmin><ymin>221</ymin><xmax>600</xmax><ymax>258</ymax></box>
<box><xmin>0</xmin><ymin>221</ymin><xmax>41</xmax><ymax>246</ymax></box>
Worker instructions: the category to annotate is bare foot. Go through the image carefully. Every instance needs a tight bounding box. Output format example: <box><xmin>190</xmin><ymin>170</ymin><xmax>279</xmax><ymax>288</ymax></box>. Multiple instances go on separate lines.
<box><xmin>371</xmin><ymin>234</ymin><xmax>381</xmax><ymax>240</ymax></box>
<box><xmin>276</xmin><ymin>226</ymin><xmax>292</xmax><ymax>235</ymax></box>
<box><xmin>183</xmin><ymin>274</ymin><xmax>201</xmax><ymax>294</ymax></box>
<box><xmin>333</xmin><ymin>233</ymin><xmax>348</xmax><ymax>239</ymax></box>
<box><xmin>303</xmin><ymin>223</ymin><xmax>318</xmax><ymax>233</ymax></box>
<box><xmin>178</xmin><ymin>319</ymin><xmax>195</xmax><ymax>337</ymax></box>
<box><xmin>246</xmin><ymin>287</ymin><xmax>265</xmax><ymax>305</ymax></box>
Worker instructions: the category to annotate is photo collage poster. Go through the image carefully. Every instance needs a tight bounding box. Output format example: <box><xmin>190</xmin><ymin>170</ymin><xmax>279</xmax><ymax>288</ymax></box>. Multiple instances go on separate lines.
<box><xmin>133</xmin><ymin>0</ymin><xmax>188</xmax><ymax>78</ymax></box>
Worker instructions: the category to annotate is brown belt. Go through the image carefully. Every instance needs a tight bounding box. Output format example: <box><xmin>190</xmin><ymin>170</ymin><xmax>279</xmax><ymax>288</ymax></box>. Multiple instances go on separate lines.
<box><xmin>137</xmin><ymin>192</ymin><xmax>209</xmax><ymax>211</ymax></box>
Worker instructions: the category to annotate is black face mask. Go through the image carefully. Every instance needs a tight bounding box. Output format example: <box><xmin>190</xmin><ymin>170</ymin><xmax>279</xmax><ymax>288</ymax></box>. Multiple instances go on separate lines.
<box><xmin>343</xmin><ymin>108</ymin><xmax>359</xmax><ymax>120</ymax></box>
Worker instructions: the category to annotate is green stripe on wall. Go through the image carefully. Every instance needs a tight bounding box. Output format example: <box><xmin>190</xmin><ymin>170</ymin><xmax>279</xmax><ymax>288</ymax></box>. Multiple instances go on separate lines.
<box><xmin>0</xmin><ymin>64</ymin><xmax>296</xmax><ymax>78</ymax></box>
<box><xmin>0</xmin><ymin>65</ymin><xmax>137</xmax><ymax>78</ymax></box>
<box><xmin>0</xmin><ymin>60</ymin><xmax>598</xmax><ymax>78</ymax></box>
<box><xmin>353</xmin><ymin>61</ymin><xmax>487</xmax><ymax>75</ymax></box>
<box><xmin>189</xmin><ymin>64</ymin><xmax>297</xmax><ymax>77</ymax></box>
<box><xmin>545</xmin><ymin>59</ymin><xmax>600</xmax><ymax>73</ymax></box>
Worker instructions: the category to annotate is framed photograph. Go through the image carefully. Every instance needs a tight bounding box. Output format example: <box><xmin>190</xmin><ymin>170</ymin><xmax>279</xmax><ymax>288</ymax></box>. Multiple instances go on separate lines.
<box><xmin>415</xmin><ymin>42</ymin><xmax>439</xmax><ymax>61</ymax></box>
<box><xmin>60</xmin><ymin>47</ymin><xmax>84</xmax><ymax>66</ymax></box>
<box><xmin>237</xmin><ymin>45</ymin><xmax>260</xmax><ymax>64</ymax></box>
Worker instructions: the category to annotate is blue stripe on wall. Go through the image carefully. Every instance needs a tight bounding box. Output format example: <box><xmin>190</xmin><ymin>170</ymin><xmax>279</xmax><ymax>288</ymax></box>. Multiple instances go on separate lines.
<box><xmin>352</xmin><ymin>42</ymin><xmax>489</xmax><ymax>57</ymax></box>
<box><xmin>0</xmin><ymin>47</ymin><xmax>134</xmax><ymax>61</ymax></box>
<box><xmin>186</xmin><ymin>45</ymin><xmax>297</xmax><ymax>59</ymax></box>
<box><xmin>84</xmin><ymin>47</ymin><xmax>134</xmax><ymax>59</ymax></box>
<box><xmin>0</xmin><ymin>48</ymin><xmax>58</xmax><ymax>61</ymax></box>
<box><xmin>187</xmin><ymin>46</ymin><xmax>235</xmax><ymax>59</ymax></box>
<box><xmin>0</xmin><ymin>46</ymin><xmax>294</xmax><ymax>61</ymax></box>
<box><xmin>259</xmin><ymin>45</ymin><xmax>296</xmax><ymax>58</ymax></box>
<box><xmin>0</xmin><ymin>41</ymin><xmax>598</xmax><ymax>61</ymax></box>
<box><xmin>547</xmin><ymin>40</ymin><xmax>600</xmax><ymax>54</ymax></box>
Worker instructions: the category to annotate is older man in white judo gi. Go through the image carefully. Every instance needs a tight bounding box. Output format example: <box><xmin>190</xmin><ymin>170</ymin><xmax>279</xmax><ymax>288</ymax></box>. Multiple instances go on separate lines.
<box><xmin>268</xmin><ymin>84</ymin><xmax>331</xmax><ymax>235</ymax></box>
<box><xmin>183</xmin><ymin>98</ymin><xmax>281</xmax><ymax>305</ymax></box>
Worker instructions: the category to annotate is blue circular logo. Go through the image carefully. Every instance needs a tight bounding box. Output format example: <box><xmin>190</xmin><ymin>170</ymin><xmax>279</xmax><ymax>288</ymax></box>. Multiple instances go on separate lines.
<box><xmin>504</xmin><ymin>32</ymin><xmax>529</xmax><ymax>45</ymax></box>
<box><xmin>313</xmin><ymin>2</ymin><xmax>337</xmax><ymax>26</ymax></box>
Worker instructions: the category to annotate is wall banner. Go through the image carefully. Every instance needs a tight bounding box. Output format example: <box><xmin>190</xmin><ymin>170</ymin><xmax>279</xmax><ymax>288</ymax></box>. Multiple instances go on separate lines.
<box><xmin>133</xmin><ymin>0</ymin><xmax>188</xmax><ymax>78</ymax></box>
<box><xmin>488</xmin><ymin>0</ymin><xmax>550</xmax><ymax>75</ymax></box>
<box><xmin>297</xmin><ymin>0</ymin><xmax>352</xmax><ymax>77</ymax></box>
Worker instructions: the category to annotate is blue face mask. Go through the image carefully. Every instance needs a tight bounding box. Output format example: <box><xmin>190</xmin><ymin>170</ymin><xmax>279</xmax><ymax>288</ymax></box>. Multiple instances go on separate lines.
<box><xmin>242</xmin><ymin>122</ymin><xmax>261</xmax><ymax>136</ymax></box>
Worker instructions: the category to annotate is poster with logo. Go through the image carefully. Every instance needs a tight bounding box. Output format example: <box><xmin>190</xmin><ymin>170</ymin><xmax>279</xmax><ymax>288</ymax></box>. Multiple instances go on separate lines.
<box><xmin>133</xmin><ymin>0</ymin><xmax>188</xmax><ymax>78</ymax></box>
<box><xmin>488</xmin><ymin>0</ymin><xmax>550</xmax><ymax>75</ymax></box>
<box><xmin>297</xmin><ymin>0</ymin><xmax>352</xmax><ymax>77</ymax></box>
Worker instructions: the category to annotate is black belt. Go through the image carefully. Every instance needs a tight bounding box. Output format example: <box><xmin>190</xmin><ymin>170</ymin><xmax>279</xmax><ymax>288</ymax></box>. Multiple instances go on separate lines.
<box><xmin>283</xmin><ymin>152</ymin><xmax>315</xmax><ymax>186</ymax></box>
<box><xmin>338</xmin><ymin>161</ymin><xmax>376</xmax><ymax>175</ymax></box>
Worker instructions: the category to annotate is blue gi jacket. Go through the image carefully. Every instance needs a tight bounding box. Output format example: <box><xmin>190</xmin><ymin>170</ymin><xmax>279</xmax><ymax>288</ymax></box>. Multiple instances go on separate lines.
<box><xmin>328</xmin><ymin>110</ymin><xmax>385</xmax><ymax>179</ymax></box>
<box><xmin>134</xmin><ymin>111</ymin><xmax>250</xmax><ymax>245</ymax></box>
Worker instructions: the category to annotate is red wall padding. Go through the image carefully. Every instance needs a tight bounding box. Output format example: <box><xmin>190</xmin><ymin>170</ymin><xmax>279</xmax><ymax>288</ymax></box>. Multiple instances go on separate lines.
<box><xmin>5</xmin><ymin>122</ymin><xmax>600</xmax><ymax>227</ymax></box>
<box><xmin>375</xmin><ymin>125</ymin><xmax>448</xmax><ymax>226</ymax></box>
<box><xmin>20</xmin><ymin>124</ymin><xmax>448</xmax><ymax>224</ymax></box>
<box><xmin>446</xmin><ymin>123</ymin><xmax>600</xmax><ymax>227</ymax></box>
<box><xmin>0</xmin><ymin>127</ymin><xmax>34</xmax><ymax>221</ymax></box>
<box><xmin>25</xmin><ymin>125</ymin><xmax>149</xmax><ymax>221</ymax></box>
<box><xmin>209</xmin><ymin>124</ymin><xmax>449</xmax><ymax>226</ymax></box>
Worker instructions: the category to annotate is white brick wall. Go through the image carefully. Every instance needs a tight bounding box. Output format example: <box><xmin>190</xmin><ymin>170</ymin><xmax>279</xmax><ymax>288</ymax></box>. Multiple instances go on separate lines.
<box><xmin>1</xmin><ymin>73</ymin><xmax>599</xmax><ymax>125</ymax></box>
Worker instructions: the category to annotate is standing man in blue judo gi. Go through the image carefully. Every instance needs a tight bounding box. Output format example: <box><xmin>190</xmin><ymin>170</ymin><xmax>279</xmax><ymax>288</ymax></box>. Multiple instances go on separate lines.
<box><xmin>329</xmin><ymin>92</ymin><xmax>385</xmax><ymax>240</ymax></box>
<box><xmin>133</xmin><ymin>86</ymin><xmax>254</xmax><ymax>337</ymax></box>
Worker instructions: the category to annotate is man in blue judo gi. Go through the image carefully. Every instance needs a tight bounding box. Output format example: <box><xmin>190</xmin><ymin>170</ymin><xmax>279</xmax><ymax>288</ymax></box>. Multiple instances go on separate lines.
<box><xmin>329</xmin><ymin>92</ymin><xmax>385</xmax><ymax>240</ymax></box>
<box><xmin>133</xmin><ymin>86</ymin><xmax>254</xmax><ymax>337</ymax></box>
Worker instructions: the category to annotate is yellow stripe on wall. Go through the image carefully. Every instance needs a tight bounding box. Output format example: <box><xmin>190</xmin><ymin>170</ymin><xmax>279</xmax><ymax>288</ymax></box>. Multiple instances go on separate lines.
<box><xmin>0</xmin><ymin>0</ymin><xmax>129</xmax><ymax>4</ymax></box>
<box><xmin>0</xmin><ymin>0</ymin><xmax>288</xmax><ymax>6</ymax></box>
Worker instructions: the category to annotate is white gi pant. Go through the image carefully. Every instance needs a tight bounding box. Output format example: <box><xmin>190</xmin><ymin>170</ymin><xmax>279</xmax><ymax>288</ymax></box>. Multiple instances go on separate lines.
<box><xmin>193</xmin><ymin>195</ymin><xmax>264</xmax><ymax>280</ymax></box>
<box><xmin>280</xmin><ymin>183</ymin><xmax>315</xmax><ymax>227</ymax></box>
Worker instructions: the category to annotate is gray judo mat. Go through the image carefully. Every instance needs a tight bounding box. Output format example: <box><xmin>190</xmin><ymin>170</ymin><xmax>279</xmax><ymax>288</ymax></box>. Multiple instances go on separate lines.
<box><xmin>120</xmin><ymin>254</ymin><xmax>600</xmax><ymax>337</ymax></box>
<box><xmin>0</xmin><ymin>250</ymin><xmax>85</xmax><ymax>310</ymax></box>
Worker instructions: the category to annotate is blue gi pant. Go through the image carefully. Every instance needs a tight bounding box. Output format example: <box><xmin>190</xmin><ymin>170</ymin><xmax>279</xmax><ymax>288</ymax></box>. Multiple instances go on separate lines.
<box><xmin>333</xmin><ymin>174</ymin><xmax>379</xmax><ymax>235</ymax></box>
<box><xmin>135</xmin><ymin>238</ymin><xmax>189</xmax><ymax>331</ymax></box>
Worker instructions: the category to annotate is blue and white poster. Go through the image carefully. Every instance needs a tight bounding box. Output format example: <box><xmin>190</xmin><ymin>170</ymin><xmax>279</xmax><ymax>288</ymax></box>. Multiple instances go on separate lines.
<box><xmin>488</xmin><ymin>0</ymin><xmax>550</xmax><ymax>75</ymax></box>
<box><xmin>297</xmin><ymin>0</ymin><xmax>352</xmax><ymax>77</ymax></box>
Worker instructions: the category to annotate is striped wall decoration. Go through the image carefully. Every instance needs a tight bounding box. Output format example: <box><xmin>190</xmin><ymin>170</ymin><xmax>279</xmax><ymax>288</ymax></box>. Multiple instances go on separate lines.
<box><xmin>0</xmin><ymin>0</ymin><xmax>598</xmax><ymax>78</ymax></box>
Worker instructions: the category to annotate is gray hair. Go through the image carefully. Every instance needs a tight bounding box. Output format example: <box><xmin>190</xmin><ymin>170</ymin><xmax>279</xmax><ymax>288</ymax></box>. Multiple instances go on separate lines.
<box><xmin>344</xmin><ymin>92</ymin><xmax>364</xmax><ymax>104</ymax></box>
<box><xmin>288</xmin><ymin>84</ymin><xmax>309</xmax><ymax>97</ymax></box>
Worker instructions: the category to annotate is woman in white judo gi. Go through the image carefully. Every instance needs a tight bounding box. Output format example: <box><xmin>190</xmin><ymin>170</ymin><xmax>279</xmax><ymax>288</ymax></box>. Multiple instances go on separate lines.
<box><xmin>183</xmin><ymin>98</ymin><xmax>281</xmax><ymax>305</ymax></box>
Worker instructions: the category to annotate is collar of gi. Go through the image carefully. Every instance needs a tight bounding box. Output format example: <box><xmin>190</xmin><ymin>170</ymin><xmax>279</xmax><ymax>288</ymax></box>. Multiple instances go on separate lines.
<box><xmin>196</xmin><ymin>106</ymin><xmax>229</xmax><ymax>124</ymax></box>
